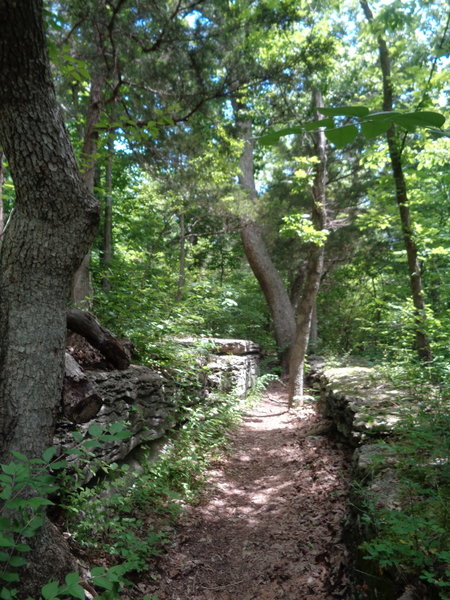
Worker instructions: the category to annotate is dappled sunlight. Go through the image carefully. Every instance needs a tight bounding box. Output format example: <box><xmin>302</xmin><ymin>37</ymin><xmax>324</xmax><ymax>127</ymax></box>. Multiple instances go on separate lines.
<box><xmin>145</xmin><ymin>381</ymin><xmax>351</xmax><ymax>600</ymax></box>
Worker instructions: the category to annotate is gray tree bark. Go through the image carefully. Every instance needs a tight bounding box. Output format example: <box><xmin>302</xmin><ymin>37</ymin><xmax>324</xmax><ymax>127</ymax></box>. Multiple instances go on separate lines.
<box><xmin>0</xmin><ymin>0</ymin><xmax>99</xmax><ymax>592</ymax></box>
<box><xmin>360</xmin><ymin>0</ymin><xmax>432</xmax><ymax>362</ymax></box>
<box><xmin>288</xmin><ymin>88</ymin><xmax>328</xmax><ymax>408</ymax></box>
<box><xmin>233</xmin><ymin>102</ymin><xmax>296</xmax><ymax>370</ymax></box>
<box><xmin>0</xmin><ymin>150</ymin><xmax>4</xmax><ymax>238</ymax></box>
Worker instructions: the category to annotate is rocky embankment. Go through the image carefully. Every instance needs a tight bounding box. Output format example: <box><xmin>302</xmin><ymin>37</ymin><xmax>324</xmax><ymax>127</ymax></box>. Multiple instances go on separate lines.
<box><xmin>56</xmin><ymin>338</ymin><xmax>259</xmax><ymax>481</ymax></box>
<box><xmin>309</xmin><ymin>360</ymin><xmax>438</xmax><ymax>600</ymax></box>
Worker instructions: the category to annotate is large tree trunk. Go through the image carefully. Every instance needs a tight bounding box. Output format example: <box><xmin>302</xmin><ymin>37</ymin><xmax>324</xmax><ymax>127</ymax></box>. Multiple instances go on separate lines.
<box><xmin>288</xmin><ymin>88</ymin><xmax>328</xmax><ymax>408</ymax></box>
<box><xmin>0</xmin><ymin>0</ymin><xmax>99</xmax><ymax>593</ymax></box>
<box><xmin>0</xmin><ymin>150</ymin><xmax>4</xmax><ymax>237</ymax></box>
<box><xmin>360</xmin><ymin>0</ymin><xmax>432</xmax><ymax>362</ymax></box>
<box><xmin>233</xmin><ymin>103</ymin><xmax>296</xmax><ymax>370</ymax></box>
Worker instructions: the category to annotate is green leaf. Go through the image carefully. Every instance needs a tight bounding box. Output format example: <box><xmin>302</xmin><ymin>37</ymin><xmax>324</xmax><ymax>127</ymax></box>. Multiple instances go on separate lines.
<box><xmin>87</xmin><ymin>423</ymin><xmax>103</xmax><ymax>438</ymax></box>
<box><xmin>0</xmin><ymin>572</ymin><xmax>19</xmax><ymax>583</ymax></box>
<box><xmin>0</xmin><ymin>586</ymin><xmax>12</xmax><ymax>600</ymax></box>
<box><xmin>1</xmin><ymin>463</ymin><xmax>19</xmax><ymax>476</ymax></box>
<box><xmin>10</xmin><ymin>451</ymin><xmax>28</xmax><ymax>462</ymax></box>
<box><xmin>0</xmin><ymin>535</ymin><xmax>14</xmax><ymax>548</ymax></box>
<box><xmin>392</xmin><ymin>111</ymin><xmax>446</xmax><ymax>130</ymax></box>
<box><xmin>320</xmin><ymin>106</ymin><xmax>370</xmax><ymax>117</ymax></box>
<box><xmin>360</xmin><ymin>119</ymin><xmax>390</xmax><ymax>138</ymax></box>
<box><xmin>8</xmin><ymin>556</ymin><xmax>27</xmax><ymax>568</ymax></box>
<box><xmin>0</xmin><ymin>486</ymin><xmax>12</xmax><ymax>500</ymax></box>
<box><xmin>49</xmin><ymin>460</ymin><xmax>67</xmax><ymax>470</ymax></box>
<box><xmin>91</xmin><ymin>575</ymin><xmax>114</xmax><ymax>591</ymax></box>
<box><xmin>41</xmin><ymin>581</ymin><xmax>59</xmax><ymax>600</ymax></box>
<box><xmin>325</xmin><ymin>125</ymin><xmax>358</xmax><ymax>147</ymax></box>
<box><xmin>302</xmin><ymin>117</ymin><xmax>334</xmax><ymax>131</ymax></box>
<box><xmin>82</xmin><ymin>440</ymin><xmax>101</xmax><ymax>449</ymax></box>
<box><xmin>26</xmin><ymin>497</ymin><xmax>54</xmax><ymax>509</ymax></box>
<box><xmin>66</xmin><ymin>584</ymin><xmax>86</xmax><ymax>600</ymax></box>
<box><xmin>42</xmin><ymin>447</ymin><xmax>57</xmax><ymax>463</ymax></box>
<box><xmin>15</xmin><ymin>544</ymin><xmax>31</xmax><ymax>553</ymax></box>
<box><xmin>65</xmin><ymin>573</ymin><xmax>80</xmax><ymax>586</ymax></box>
<box><xmin>258</xmin><ymin>125</ymin><xmax>304</xmax><ymax>145</ymax></box>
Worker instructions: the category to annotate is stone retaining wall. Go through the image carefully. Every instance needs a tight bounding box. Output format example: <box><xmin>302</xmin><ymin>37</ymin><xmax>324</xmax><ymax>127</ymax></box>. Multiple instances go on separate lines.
<box><xmin>309</xmin><ymin>361</ymin><xmax>435</xmax><ymax>600</ymax></box>
<box><xmin>55</xmin><ymin>338</ymin><xmax>259</xmax><ymax>480</ymax></box>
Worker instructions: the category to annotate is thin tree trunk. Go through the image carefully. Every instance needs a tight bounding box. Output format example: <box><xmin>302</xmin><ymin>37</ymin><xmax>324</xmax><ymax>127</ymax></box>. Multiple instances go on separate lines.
<box><xmin>360</xmin><ymin>0</ymin><xmax>432</xmax><ymax>362</ymax></box>
<box><xmin>72</xmin><ymin>70</ymin><xmax>105</xmax><ymax>307</ymax></box>
<box><xmin>233</xmin><ymin>101</ymin><xmax>296</xmax><ymax>370</ymax></box>
<box><xmin>101</xmin><ymin>140</ymin><xmax>114</xmax><ymax>291</ymax></box>
<box><xmin>288</xmin><ymin>88</ymin><xmax>328</xmax><ymax>408</ymax></box>
<box><xmin>177</xmin><ymin>211</ymin><xmax>186</xmax><ymax>301</ymax></box>
<box><xmin>0</xmin><ymin>0</ymin><xmax>99</xmax><ymax>592</ymax></box>
<box><xmin>310</xmin><ymin>301</ymin><xmax>318</xmax><ymax>353</ymax></box>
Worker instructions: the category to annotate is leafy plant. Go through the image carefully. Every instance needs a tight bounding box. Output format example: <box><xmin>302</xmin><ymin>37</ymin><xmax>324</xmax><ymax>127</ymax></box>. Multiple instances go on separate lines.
<box><xmin>359</xmin><ymin>391</ymin><xmax>450</xmax><ymax>598</ymax></box>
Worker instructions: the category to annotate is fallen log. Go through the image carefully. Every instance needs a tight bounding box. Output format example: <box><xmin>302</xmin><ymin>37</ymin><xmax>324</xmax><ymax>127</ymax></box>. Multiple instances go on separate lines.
<box><xmin>62</xmin><ymin>353</ymin><xmax>103</xmax><ymax>423</ymax></box>
<box><xmin>67</xmin><ymin>308</ymin><xmax>130</xmax><ymax>370</ymax></box>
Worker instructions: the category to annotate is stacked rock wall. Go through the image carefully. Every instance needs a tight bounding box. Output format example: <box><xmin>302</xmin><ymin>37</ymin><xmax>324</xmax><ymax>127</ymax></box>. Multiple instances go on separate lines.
<box><xmin>56</xmin><ymin>339</ymin><xmax>259</xmax><ymax>480</ymax></box>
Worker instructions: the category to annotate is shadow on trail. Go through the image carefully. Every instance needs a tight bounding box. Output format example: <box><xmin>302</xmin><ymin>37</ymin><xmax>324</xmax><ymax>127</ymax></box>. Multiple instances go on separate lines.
<box><xmin>147</xmin><ymin>389</ymin><xmax>351</xmax><ymax>600</ymax></box>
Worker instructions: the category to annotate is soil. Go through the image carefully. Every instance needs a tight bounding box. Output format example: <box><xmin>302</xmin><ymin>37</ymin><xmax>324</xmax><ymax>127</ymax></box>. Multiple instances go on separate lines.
<box><xmin>133</xmin><ymin>380</ymin><xmax>352</xmax><ymax>600</ymax></box>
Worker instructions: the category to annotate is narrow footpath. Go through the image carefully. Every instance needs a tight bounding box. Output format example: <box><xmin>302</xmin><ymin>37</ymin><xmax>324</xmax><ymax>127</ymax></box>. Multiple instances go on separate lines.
<box><xmin>143</xmin><ymin>381</ymin><xmax>351</xmax><ymax>600</ymax></box>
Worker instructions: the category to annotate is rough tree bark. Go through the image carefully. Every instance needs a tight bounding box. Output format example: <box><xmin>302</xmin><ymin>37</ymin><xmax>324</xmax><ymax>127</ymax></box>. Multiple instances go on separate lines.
<box><xmin>0</xmin><ymin>0</ymin><xmax>99</xmax><ymax>592</ymax></box>
<box><xmin>0</xmin><ymin>150</ymin><xmax>4</xmax><ymax>237</ymax></box>
<box><xmin>288</xmin><ymin>88</ymin><xmax>328</xmax><ymax>408</ymax></box>
<box><xmin>233</xmin><ymin>101</ymin><xmax>296</xmax><ymax>370</ymax></box>
<box><xmin>360</xmin><ymin>0</ymin><xmax>433</xmax><ymax>362</ymax></box>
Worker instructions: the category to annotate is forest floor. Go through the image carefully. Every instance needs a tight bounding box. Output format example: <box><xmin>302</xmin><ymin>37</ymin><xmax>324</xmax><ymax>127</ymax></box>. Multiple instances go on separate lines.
<box><xmin>133</xmin><ymin>381</ymin><xmax>352</xmax><ymax>600</ymax></box>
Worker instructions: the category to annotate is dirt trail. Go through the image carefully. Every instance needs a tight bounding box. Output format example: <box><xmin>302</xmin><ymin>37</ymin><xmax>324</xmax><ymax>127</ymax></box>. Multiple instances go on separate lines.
<box><xmin>143</xmin><ymin>381</ymin><xmax>351</xmax><ymax>600</ymax></box>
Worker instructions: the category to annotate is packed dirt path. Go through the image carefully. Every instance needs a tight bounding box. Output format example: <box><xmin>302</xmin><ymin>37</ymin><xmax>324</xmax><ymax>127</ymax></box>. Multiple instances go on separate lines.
<box><xmin>144</xmin><ymin>381</ymin><xmax>351</xmax><ymax>600</ymax></box>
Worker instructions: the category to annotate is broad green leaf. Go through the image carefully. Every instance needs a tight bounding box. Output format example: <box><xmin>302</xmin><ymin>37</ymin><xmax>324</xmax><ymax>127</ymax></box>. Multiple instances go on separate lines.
<box><xmin>41</xmin><ymin>581</ymin><xmax>59</xmax><ymax>600</ymax></box>
<box><xmin>0</xmin><ymin>485</ymin><xmax>12</xmax><ymax>500</ymax></box>
<box><xmin>303</xmin><ymin>118</ymin><xmax>334</xmax><ymax>131</ymax></box>
<box><xmin>0</xmin><ymin>535</ymin><xmax>14</xmax><ymax>548</ymax></box>
<box><xmin>88</xmin><ymin>423</ymin><xmax>103</xmax><ymax>438</ymax></box>
<box><xmin>65</xmin><ymin>573</ymin><xmax>81</xmax><ymax>586</ymax></box>
<box><xmin>70</xmin><ymin>431</ymin><xmax>83</xmax><ymax>443</ymax></box>
<box><xmin>360</xmin><ymin>119</ymin><xmax>390</xmax><ymax>138</ymax></box>
<box><xmin>15</xmin><ymin>543</ymin><xmax>31</xmax><ymax>553</ymax></box>
<box><xmin>26</xmin><ymin>497</ymin><xmax>54</xmax><ymax>509</ymax></box>
<box><xmin>8</xmin><ymin>556</ymin><xmax>27</xmax><ymax>568</ymax></box>
<box><xmin>410</xmin><ymin>111</ymin><xmax>445</xmax><ymax>127</ymax></box>
<box><xmin>82</xmin><ymin>440</ymin><xmax>101</xmax><ymax>449</ymax></box>
<box><xmin>258</xmin><ymin>125</ymin><xmax>303</xmax><ymax>145</ymax></box>
<box><xmin>320</xmin><ymin>106</ymin><xmax>370</xmax><ymax>117</ymax></box>
<box><xmin>1</xmin><ymin>463</ymin><xmax>19</xmax><ymax>476</ymax></box>
<box><xmin>91</xmin><ymin>575</ymin><xmax>114</xmax><ymax>591</ymax></box>
<box><xmin>10</xmin><ymin>451</ymin><xmax>28</xmax><ymax>462</ymax></box>
<box><xmin>66</xmin><ymin>584</ymin><xmax>86</xmax><ymax>600</ymax></box>
<box><xmin>0</xmin><ymin>572</ymin><xmax>19</xmax><ymax>583</ymax></box>
<box><xmin>363</xmin><ymin>111</ymin><xmax>398</xmax><ymax>122</ymax></box>
<box><xmin>0</xmin><ymin>586</ymin><xmax>12</xmax><ymax>600</ymax></box>
<box><xmin>325</xmin><ymin>125</ymin><xmax>358</xmax><ymax>147</ymax></box>
<box><xmin>42</xmin><ymin>447</ymin><xmax>57</xmax><ymax>463</ymax></box>
<box><xmin>49</xmin><ymin>460</ymin><xmax>67</xmax><ymax>470</ymax></box>
<box><xmin>392</xmin><ymin>111</ymin><xmax>446</xmax><ymax>130</ymax></box>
